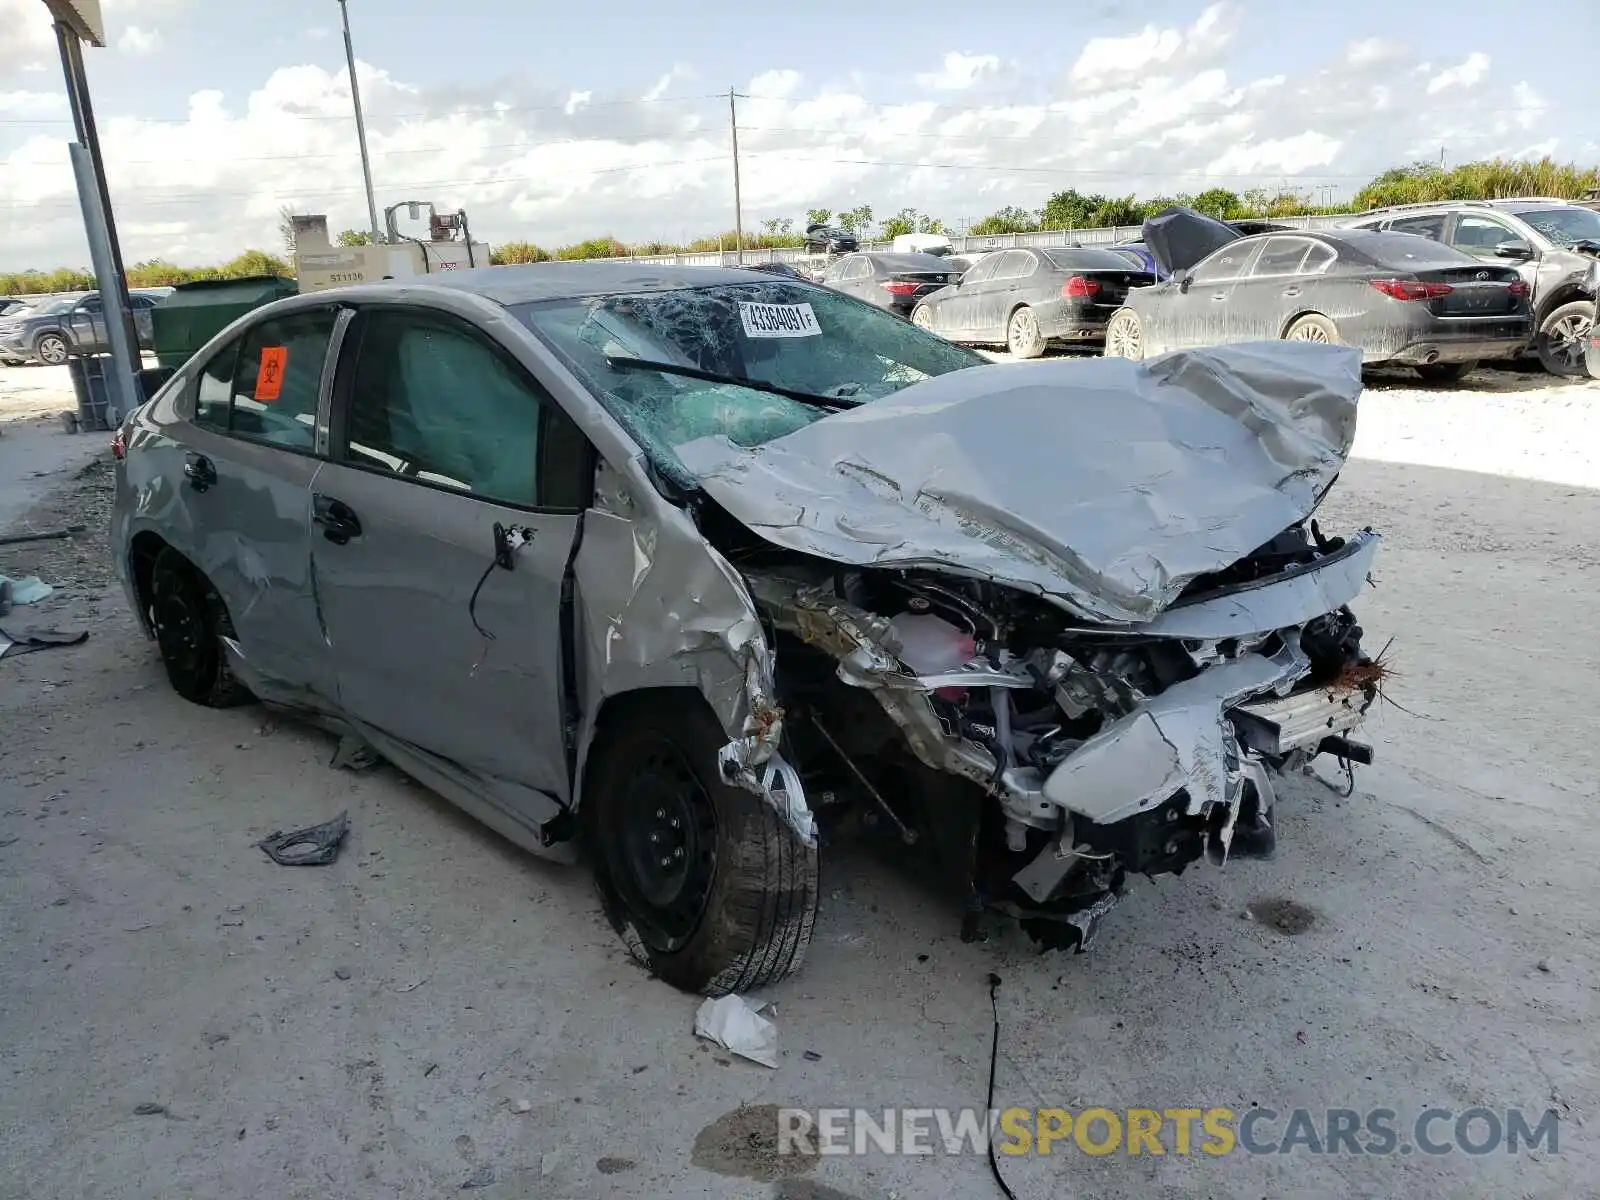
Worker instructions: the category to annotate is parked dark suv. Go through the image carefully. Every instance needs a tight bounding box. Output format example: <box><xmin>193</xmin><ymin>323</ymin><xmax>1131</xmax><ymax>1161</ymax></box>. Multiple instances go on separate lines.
<box><xmin>802</xmin><ymin>223</ymin><xmax>858</xmax><ymax>255</ymax></box>
<box><xmin>0</xmin><ymin>291</ymin><xmax>161</xmax><ymax>365</ymax></box>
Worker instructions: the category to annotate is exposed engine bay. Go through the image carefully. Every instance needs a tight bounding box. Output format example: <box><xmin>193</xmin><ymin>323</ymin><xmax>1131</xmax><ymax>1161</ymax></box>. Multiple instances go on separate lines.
<box><xmin>707</xmin><ymin>507</ymin><xmax>1379</xmax><ymax>951</ymax></box>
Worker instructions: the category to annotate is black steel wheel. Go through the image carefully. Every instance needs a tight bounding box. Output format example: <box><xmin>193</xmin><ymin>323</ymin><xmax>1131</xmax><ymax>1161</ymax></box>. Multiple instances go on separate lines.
<box><xmin>148</xmin><ymin>548</ymin><xmax>252</xmax><ymax>707</ymax></box>
<box><xmin>582</xmin><ymin>692</ymin><xmax>818</xmax><ymax>996</ymax></box>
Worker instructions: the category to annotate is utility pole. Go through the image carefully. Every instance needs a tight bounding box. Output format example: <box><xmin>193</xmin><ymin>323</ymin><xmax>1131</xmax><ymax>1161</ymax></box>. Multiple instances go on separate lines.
<box><xmin>338</xmin><ymin>0</ymin><xmax>382</xmax><ymax>244</ymax></box>
<box><xmin>44</xmin><ymin>1</ymin><xmax>140</xmax><ymax>427</ymax></box>
<box><xmin>729</xmin><ymin>88</ymin><xmax>744</xmax><ymax>265</ymax></box>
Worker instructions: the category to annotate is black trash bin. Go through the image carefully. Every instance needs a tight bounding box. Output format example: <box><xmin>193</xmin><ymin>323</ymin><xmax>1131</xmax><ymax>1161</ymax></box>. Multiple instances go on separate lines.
<box><xmin>66</xmin><ymin>353</ymin><xmax>113</xmax><ymax>432</ymax></box>
<box><xmin>66</xmin><ymin>356</ymin><xmax>167</xmax><ymax>432</ymax></box>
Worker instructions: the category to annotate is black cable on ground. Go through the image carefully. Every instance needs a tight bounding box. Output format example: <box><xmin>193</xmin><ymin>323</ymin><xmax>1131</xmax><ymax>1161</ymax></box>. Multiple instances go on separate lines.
<box><xmin>986</xmin><ymin>972</ymin><xmax>1020</xmax><ymax>1200</ymax></box>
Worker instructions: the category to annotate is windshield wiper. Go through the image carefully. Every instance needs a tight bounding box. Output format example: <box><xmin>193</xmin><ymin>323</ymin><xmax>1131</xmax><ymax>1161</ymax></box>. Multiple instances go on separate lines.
<box><xmin>603</xmin><ymin>354</ymin><xmax>862</xmax><ymax>411</ymax></box>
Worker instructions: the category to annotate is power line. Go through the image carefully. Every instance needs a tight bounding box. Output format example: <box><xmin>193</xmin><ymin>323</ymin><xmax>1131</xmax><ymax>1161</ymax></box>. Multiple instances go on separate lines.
<box><xmin>0</xmin><ymin>155</ymin><xmax>732</xmax><ymax>213</ymax></box>
<box><xmin>0</xmin><ymin>92</ymin><xmax>724</xmax><ymax>128</ymax></box>
<box><xmin>734</xmin><ymin>150</ymin><xmax>1466</xmax><ymax>181</ymax></box>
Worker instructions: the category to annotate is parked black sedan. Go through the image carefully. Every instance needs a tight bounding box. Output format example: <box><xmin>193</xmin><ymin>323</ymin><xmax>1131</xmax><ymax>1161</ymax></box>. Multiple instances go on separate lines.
<box><xmin>910</xmin><ymin>247</ymin><xmax>1155</xmax><ymax>356</ymax></box>
<box><xmin>818</xmin><ymin>252</ymin><xmax>961</xmax><ymax>318</ymax></box>
<box><xmin>802</xmin><ymin>223</ymin><xmax>858</xmax><ymax>255</ymax></box>
<box><xmin>1102</xmin><ymin>208</ymin><xmax>1533</xmax><ymax>381</ymax></box>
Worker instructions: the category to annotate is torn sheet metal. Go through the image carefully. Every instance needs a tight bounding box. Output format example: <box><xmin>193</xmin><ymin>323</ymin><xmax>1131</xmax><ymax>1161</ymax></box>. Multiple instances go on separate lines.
<box><xmin>256</xmin><ymin>811</ymin><xmax>349</xmax><ymax>865</ymax></box>
<box><xmin>1139</xmin><ymin>530</ymin><xmax>1380</xmax><ymax>640</ymax></box>
<box><xmin>1041</xmin><ymin>642</ymin><xmax>1310</xmax><ymax>826</ymax></box>
<box><xmin>571</xmin><ymin>460</ymin><xmax>814</xmax><ymax>846</ymax></box>
<box><xmin>676</xmin><ymin>342</ymin><xmax>1363</xmax><ymax>624</ymax></box>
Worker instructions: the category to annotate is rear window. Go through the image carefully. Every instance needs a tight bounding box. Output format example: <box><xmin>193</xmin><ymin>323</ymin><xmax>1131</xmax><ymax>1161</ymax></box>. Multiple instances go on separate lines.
<box><xmin>1040</xmin><ymin>248</ymin><xmax>1145</xmax><ymax>271</ymax></box>
<box><xmin>1342</xmin><ymin>232</ymin><xmax>1477</xmax><ymax>267</ymax></box>
<box><xmin>871</xmin><ymin>253</ymin><xmax>953</xmax><ymax>272</ymax></box>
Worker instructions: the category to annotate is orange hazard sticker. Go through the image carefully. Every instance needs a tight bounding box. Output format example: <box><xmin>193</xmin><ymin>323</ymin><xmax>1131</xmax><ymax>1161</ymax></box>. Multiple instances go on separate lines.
<box><xmin>256</xmin><ymin>346</ymin><xmax>288</xmax><ymax>402</ymax></box>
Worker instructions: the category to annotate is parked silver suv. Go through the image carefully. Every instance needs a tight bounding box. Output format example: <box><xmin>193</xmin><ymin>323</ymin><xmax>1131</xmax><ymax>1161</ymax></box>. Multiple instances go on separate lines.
<box><xmin>1344</xmin><ymin>199</ymin><xmax>1600</xmax><ymax>374</ymax></box>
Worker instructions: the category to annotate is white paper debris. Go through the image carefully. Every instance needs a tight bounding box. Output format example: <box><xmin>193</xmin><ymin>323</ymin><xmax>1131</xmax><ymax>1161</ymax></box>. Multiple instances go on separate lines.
<box><xmin>694</xmin><ymin>994</ymin><xmax>779</xmax><ymax>1068</ymax></box>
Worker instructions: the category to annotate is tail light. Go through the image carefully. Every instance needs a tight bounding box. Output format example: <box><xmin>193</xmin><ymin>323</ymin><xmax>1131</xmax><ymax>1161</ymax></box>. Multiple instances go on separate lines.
<box><xmin>111</xmin><ymin>429</ymin><xmax>125</xmax><ymax>460</ymax></box>
<box><xmin>880</xmin><ymin>281</ymin><xmax>921</xmax><ymax>296</ymax></box>
<box><xmin>1062</xmin><ymin>275</ymin><xmax>1100</xmax><ymax>298</ymax></box>
<box><xmin>1370</xmin><ymin>278</ymin><xmax>1453</xmax><ymax>301</ymax></box>
<box><xmin>1507</xmin><ymin>280</ymin><xmax>1529</xmax><ymax>298</ymax></box>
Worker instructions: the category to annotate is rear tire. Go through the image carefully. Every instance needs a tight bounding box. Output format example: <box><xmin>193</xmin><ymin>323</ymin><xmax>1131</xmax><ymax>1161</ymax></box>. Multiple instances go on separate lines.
<box><xmin>1006</xmin><ymin>306</ymin><xmax>1046</xmax><ymax>358</ymax></box>
<box><xmin>1414</xmin><ymin>360</ymin><xmax>1476</xmax><ymax>384</ymax></box>
<box><xmin>1103</xmin><ymin>308</ymin><xmax>1145</xmax><ymax>360</ymax></box>
<box><xmin>1534</xmin><ymin>300</ymin><xmax>1594</xmax><ymax>377</ymax></box>
<box><xmin>582</xmin><ymin>694</ymin><xmax>818</xmax><ymax>996</ymax></box>
<box><xmin>148</xmin><ymin>548</ymin><xmax>253</xmax><ymax>707</ymax></box>
<box><xmin>911</xmin><ymin>304</ymin><xmax>934</xmax><ymax>332</ymax></box>
<box><xmin>1284</xmin><ymin>313</ymin><xmax>1339</xmax><ymax>344</ymax></box>
<box><xmin>35</xmin><ymin>333</ymin><xmax>68</xmax><ymax>365</ymax></box>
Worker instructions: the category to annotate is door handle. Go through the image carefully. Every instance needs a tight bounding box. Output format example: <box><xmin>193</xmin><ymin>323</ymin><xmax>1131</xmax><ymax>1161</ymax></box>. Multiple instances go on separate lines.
<box><xmin>312</xmin><ymin>494</ymin><xmax>362</xmax><ymax>545</ymax></box>
<box><xmin>1211</xmin><ymin>292</ymin><xmax>1228</xmax><ymax>301</ymax></box>
<box><xmin>182</xmin><ymin>452</ymin><xmax>216</xmax><ymax>492</ymax></box>
<box><xmin>1282</xmin><ymin>287</ymin><xmax>1302</xmax><ymax>297</ymax></box>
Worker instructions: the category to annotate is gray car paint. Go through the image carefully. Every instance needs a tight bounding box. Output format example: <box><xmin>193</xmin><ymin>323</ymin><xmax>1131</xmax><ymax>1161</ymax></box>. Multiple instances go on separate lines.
<box><xmin>916</xmin><ymin>248</ymin><xmax>1153</xmax><ymax>346</ymax></box>
<box><xmin>115</xmin><ymin>266</ymin><xmax>807</xmax><ymax>853</ymax></box>
<box><xmin>113</xmin><ymin>266</ymin><xmax>1377</xmax><ymax>898</ymax></box>
<box><xmin>675</xmin><ymin>341</ymin><xmax>1362</xmax><ymax>624</ymax></box>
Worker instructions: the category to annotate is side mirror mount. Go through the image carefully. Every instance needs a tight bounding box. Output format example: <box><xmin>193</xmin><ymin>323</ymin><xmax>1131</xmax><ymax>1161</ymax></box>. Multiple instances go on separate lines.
<box><xmin>1495</xmin><ymin>239</ymin><xmax>1534</xmax><ymax>260</ymax></box>
<box><xmin>1178</xmin><ymin>274</ymin><xmax>1193</xmax><ymax>294</ymax></box>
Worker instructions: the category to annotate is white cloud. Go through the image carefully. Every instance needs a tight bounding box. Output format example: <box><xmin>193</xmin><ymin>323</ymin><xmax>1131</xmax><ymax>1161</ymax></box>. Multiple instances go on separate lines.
<box><xmin>0</xmin><ymin>0</ymin><xmax>55</xmax><ymax>78</ymax></box>
<box><xmin>0</xmin><ymin>9</ymin><xmax>1579</xmax><ymax>271</ymax></box>
<box><xmin>1070</xmin><ymin>2</ymin><xmax>1240</xmax><ymax>88</ymax></box>
<box><xmin>1426</xmin><ymin>52</ymin><xmax>1489</xmax><ymax>95</ymax></box>
<box><xmin>117</xmin><ymin>25</ymin><xmax>162</xmax><ymax>55</ymax></box>
<box><xmin>915</xmin><ymin>53</ymin><xmax>999</xmax><ymax>91</ymax></box>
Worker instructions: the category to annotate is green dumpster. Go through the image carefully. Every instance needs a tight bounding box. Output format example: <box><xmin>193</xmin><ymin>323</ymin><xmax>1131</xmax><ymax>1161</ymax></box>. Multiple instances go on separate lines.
<box><xmin>149</xmin><ymin>275</ymin><xmax>298</xmax><ymax>371</ymax></box>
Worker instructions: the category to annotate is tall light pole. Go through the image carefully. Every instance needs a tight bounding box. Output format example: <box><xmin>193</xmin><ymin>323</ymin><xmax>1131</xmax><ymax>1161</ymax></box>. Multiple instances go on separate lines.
<box><xmin>338</xmin><ymin>0</ymin><xmax>382</xmax><ymax>244</ymax></box>
<box><xmin>43</xmin><ymin>0</ymin><xmax>140</xmax><ymax>426</ymax></box>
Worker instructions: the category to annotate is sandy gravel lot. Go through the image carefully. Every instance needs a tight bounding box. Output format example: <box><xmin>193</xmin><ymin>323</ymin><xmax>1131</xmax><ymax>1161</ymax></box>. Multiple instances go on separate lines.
<box><xmin>1</xmin><ymin>359</ymin><xmax>1596</xmax><ymax>1199</ymax></box>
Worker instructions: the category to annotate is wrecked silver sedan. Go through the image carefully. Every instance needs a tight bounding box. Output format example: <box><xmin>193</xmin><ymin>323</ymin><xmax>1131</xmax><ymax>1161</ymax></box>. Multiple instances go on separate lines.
<box><xmin>111</xmin><ymin>263</ymin><xmax>1381</xmax><ymax>995</ymax></box>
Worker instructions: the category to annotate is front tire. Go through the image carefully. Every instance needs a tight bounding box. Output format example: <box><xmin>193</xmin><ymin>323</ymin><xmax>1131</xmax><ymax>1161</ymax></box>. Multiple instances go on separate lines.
<box><xmin>1006</xmin><ymin>306</ymin><xmax>1046</xmax><ymax>358</ymax></box>
<box><xmin>148</xmin><ymin>548</ymin><xmax>252</xmax><ymax>707</ymax></box>
<box><xmin>1415</xmin><ymin>360</ymin><xmax>1476</xmax><ymax>384</ymax></box>
<box><xmin>911</xmin><ymin>304</ymin><xmax>934</xmax><ymax>333</ymax></box>
<box><xmin>1535</xmin><ymin>300</ymin><xmax>1594</xmax><ymax>377</ymax></box>
<box><xmin>1284</xmin><ymin>313</ymin><xmax>1339</xmax><ymax>344</ymax></box>
<box><xmin>1103</xmin><ymin>308</ymin><xmax>1145</xmax><ymax>360</ymax></box>
<box><xmin>35</xmin><ymin>333</ymin><xmax>68</xmax><ymax>365</ymax></box>
<box><xmin>583</xmin><ymin>695</ymin><xmax>818</xmax><ymax>996</ymax></box>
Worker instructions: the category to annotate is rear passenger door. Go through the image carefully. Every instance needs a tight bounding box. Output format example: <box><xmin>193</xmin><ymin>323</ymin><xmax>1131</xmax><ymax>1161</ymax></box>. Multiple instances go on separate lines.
<box><xmin>1230</xmin><ymin>236</ymin><xmax>1318</xmax><ymax>340</ymax></box>
<box><xmin>181</xmin><ymin>305</ymin><xmax>344</xmax><ymax>705</ymax></box>
<box><xmin>309</xmin><ymin>305</ymin><xmax>592</xmax><ymax>811</ymax></box>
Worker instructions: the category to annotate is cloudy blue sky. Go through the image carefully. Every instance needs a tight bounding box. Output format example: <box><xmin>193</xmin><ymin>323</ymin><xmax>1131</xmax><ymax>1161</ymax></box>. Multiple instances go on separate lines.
<box><xmin>1</xmin><ymin>0</ymin><xmax>1595</xmax><ymax>270</ymax></box>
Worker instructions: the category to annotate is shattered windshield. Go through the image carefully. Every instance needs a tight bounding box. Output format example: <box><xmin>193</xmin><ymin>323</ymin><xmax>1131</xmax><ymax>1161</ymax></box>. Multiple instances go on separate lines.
<box><xmin>1513</xmin><ymin>207</ymin><xmax>1600</xmax><ymax>248</ymax></box>
<box><xmin>515</xmin><ymin>281</ymin><xmax>985</xmax><ymax>489</ymax></box>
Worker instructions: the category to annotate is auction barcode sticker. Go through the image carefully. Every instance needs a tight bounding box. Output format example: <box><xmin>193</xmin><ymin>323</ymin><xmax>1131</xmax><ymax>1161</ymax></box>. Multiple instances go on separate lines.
<box><xmin>739</xmin><ymin>301</ymin><xmax>821</xmax><ymax>338</ymax></box>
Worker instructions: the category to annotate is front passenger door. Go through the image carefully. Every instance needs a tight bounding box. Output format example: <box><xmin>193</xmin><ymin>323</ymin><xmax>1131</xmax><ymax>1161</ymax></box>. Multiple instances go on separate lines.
<box><xmin>310</xmin><ymin>306</ymin><xmax>590</xmax><ymax>810</ymax></box>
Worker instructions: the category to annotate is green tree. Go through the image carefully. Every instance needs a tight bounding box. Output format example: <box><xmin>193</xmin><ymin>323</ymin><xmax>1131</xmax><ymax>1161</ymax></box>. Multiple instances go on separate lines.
<box><xmin>918</xmin><ymin>214</ymin><xmax>946</xmax><ymax>234</ymax></box>
<box><xmin>278</xmin><ymin>206</ymin><xmax>301</xmax><ymax>254</ymax></box>
<box><xmin>490</xmin><ymin>242</ymin><xmax>551</xmax><ymax>265</ymax></box>
<box><xmin>837</xmin><ymin>205</ymin><xmax>874</xmax><ymax>237</ymax></box>
<box><xmin>879</xmin><ymin>207</ymin><xmax>922</xmax><ymax>238</ymax></box>
<box><xmin>760</xmin><ymin>217</ymin><xmax>795</xmax><ymax>238</ymax></box>
<box><xmin>1090</xmin><ymin>195</ymin><xmax>1143</xmax><ymax>228</ymax></box>
<box><xmin>1040</xmin><ymin>189</ymin><xmax>1105</xmax><ymax>230</ymax></box>
<box><xmin>1190</xmin><ymin>188</ymin><xmax>1241</xmax><ymax>219</ymax></box>
<box><xmin>969</xmin><ymin>206</ymin><xmax>1040</xmax><ymax>236</ymax></box>
<box><xmin>805</xmin><ymin>208</ymin><xmax>832</xmax><ymax>228</ymax></box>
<box><xmin>220</xmin><ymin>249</ymin><xmax>288</xmax><ymax>278</ymax></box>
<box><xmin>336</xmin><ymin>229</ymin><xmax>376</xmax><ymax>246</ymax></box>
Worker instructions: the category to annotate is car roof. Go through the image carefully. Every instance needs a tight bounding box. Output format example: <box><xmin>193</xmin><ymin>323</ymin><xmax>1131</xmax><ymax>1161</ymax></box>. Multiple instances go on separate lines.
<box><xmin>407</xmin><ymin>261</ymin><xmax>817</xmax><ymax>305</ymax></box>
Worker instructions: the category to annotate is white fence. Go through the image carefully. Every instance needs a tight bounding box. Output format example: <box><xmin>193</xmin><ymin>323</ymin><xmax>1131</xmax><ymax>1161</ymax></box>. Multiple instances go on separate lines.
<box><xmin>581</xmin><ymin>213</ymin><xmax>1357</xmax><ymax>269</ymax></box>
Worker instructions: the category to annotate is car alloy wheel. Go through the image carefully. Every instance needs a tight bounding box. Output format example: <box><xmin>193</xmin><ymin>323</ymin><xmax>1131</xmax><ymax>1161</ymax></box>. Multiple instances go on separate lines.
<box><xmin>1104</xmin><ymin>309</ymin><xmax>1144</xmax><ymax>360</ymax></box>
<box><xmin>36</xmin><ymin>334</ymin><xmax>67</xmax><ymax>365</ymax></box>
<box><xmin>1007</xmin><ymin>306</ymin><xmax>1045</xmax><ymax>358</ymax></box>
<box><xmin>1536</xmin><ymin>302</ymin><xmax>1594</xmax><ymax>376</ymax></box>
<box><xmin>911</xmin><ymin>305</ymin><xmax>934</xmax><ymax>332</ymax></box>
<box><xmin>1285</xmin><ymin>313</ymin><xmax>1339</xmax><ymax>344</ymax></box>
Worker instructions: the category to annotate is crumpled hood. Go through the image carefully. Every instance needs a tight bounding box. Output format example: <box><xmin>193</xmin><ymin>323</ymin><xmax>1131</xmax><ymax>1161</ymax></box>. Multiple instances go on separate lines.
<box><xmin>1143</xmin><ymin>205</ymin><xmax>1242</xmax><ymax>277</ymax></box>
<box><xmin>674</xmin><ymin>342</ymin><xmax>1364</xmax><ymax>624</ymax></box>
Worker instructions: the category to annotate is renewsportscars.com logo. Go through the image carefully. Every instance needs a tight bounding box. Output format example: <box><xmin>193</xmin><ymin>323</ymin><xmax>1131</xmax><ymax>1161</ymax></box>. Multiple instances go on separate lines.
<box><xmin>775</xmin><ymin>1106</ymin><xmax>1563</xmax><ymax>1158</ymax></box>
